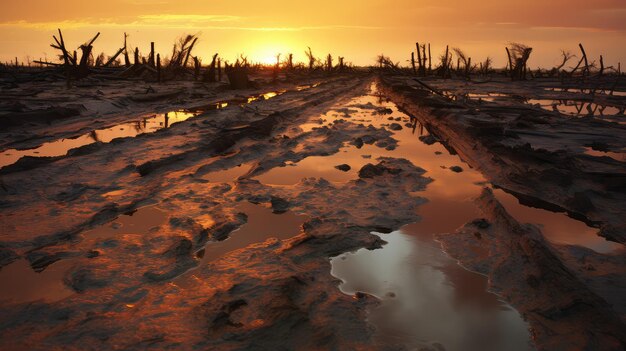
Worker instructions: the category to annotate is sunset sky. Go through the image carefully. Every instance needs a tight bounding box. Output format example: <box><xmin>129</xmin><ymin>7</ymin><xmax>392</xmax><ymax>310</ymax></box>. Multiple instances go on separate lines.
<box><xmin>1</xmin><ymin>0</ymin><xmax>625</xmax><ymax>68</ymax></box>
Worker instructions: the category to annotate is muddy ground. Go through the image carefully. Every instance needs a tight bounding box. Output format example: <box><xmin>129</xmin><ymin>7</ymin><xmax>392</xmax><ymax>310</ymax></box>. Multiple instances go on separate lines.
<box><xmin>0</xmin><ymin>71</ymin><xmax>625</xmax><ymax>350</ymax></box>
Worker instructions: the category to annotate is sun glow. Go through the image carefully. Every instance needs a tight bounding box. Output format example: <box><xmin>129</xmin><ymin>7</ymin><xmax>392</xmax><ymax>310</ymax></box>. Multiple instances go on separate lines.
<box><xmin>247</xmin><ymin>42</ymin><xmax>295</xmax><ymax>65</ymax></box>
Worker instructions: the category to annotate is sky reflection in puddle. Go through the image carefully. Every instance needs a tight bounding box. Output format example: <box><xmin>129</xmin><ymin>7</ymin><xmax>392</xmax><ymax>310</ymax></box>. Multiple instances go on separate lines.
<box><xmin>195</xmin><ymin>202</ymin><xmax>307</xmax><ymax>264</ymax></box>
<box><xmin>318</xmin><ymin>83</ymin><xmax>620</xmax><ymax>350</ymax></box>
<box><xmin>0</xmin><ymin>205</ymin><xmax>168</xmax><ymax>305</ymax></box>
<box><xmin>0</xmin><ymin>111</ymin><xmax>199</xmax><ymax>168</ymax></box>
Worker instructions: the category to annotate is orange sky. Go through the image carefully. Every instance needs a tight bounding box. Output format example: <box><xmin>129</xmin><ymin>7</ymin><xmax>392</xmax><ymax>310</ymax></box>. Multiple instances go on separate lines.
<box><xmin>1</xmin><ymin>0</ymin><xmax>625</xmax><ymax>68</ymax></box>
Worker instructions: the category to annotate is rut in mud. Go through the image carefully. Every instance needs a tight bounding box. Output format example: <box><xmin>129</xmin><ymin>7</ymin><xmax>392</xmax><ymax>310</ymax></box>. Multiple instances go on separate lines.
<box><xmin>0</xmin><ymin>75</ymin><xmax>624</xmax><ymax>351</ymax></box>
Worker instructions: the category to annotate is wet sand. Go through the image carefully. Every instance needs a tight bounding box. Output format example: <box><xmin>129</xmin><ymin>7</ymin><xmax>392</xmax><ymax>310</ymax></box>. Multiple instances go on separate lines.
<box><xmin>0</xmin><ymin>72</ymin><xmax>624</xmax><ymax>350</ymax></box>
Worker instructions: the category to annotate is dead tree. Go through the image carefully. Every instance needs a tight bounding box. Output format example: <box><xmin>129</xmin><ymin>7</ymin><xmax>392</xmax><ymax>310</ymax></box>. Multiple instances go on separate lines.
<box><xmin>78</xmin><ymin>32</ymin><xmax>100</xmax><ymax>73</ymax></box>
<box><xmin>157</xmin><ymin>54</ymin><xmax>162</xmax><ymax>83</ymax></box>
<box><xmin>416</xmin><ymin>42</ymin><xmax>423</xmax><ymax>76</ymax></box>
<box><xmin>415</xmin><ymin>42</ymin><xmax>427</xmax><ymax>76</ymax></box>
<box><xmin>452</xmin><ymin>48</ymin><xmax>472</xmax><ymax>78</ymax></box>
<box><xmin>51</xmin><ymin>29</ymin><xmax>75</xmax><ymax>66</ymax></box>
<box><xmin>506</xmin><ymin>47</ymin><xmax>513</xmax><ymax>76</ymax></box>
<box><xmin>193</xmin><ymin>57</ymin><xmax>200</xmax><ymax>80</ymax></box>
<box><xmin>182</xmin><ymin>37</ymin><xmax>198</xmax><ymax>68</ymax></box>
<box><xmin>134</xmin><ymin>47</ymin><xmax>139</xmax><ymax>65</ymax></box>
<box><xmin>326</xmin><ymin>54</ymin><xmax>333</xmax><ymax>72</ymax></box>
<box><xmin>273</xmin><ymin>53</ymin><xmax>281</xmax><ymax>81</ymax></box>
<box><xmin>123</xmin><ymin>33</ymin><xmax>131</xmax><ymax>67</ymax></box>
<box><xmin>168</xmin><ymin>34</ymin><xmax>199</xmax><ymax>68</ymax></box>
<box><xmin>305</xmin><ymin>47</ymin><xmax>315</xmax><ymax>71</ymax></box>
<box><xmin>599</xmin><ymin>55</ymin><xmax>604</xmax><ymax>76</ymax></box>
<box><xmin>411</xmin><ymin>52</ymin><xmax>417</xmax><ymax>75</ymax></box>
<box><xmin>149</xmin><ymin>42</ymin><xmax>155</xmax><ymax>67</ymax></box>
<box><xmin>225</xmin><ymin>59</ymin><xmax>249</xmax><ymax>89</ymax></box>
<box><xmin>436</xmin><ymin>45</ymin><xmax>451</xmax><ymax>78</ymax></box>
<box><xmin>579</xmin><ymin>43</ymin><xmax>590</xmax><ymax>76</ymax></box>
<box><xmin>549</xmin><ymin>50</ymin><xmax>574</xmax><ymax>76</ymax></box>
<box><xmin>481</xmin><ymin>57</ymin><xmax>492</xmax><ymax>75</ymax></box>
<box><xmin>507</xmin><ymin>43</ymin><xmax>532</xmax><ymax>80</ymax></box>
<box><xmin>217</xmin><ymin>59</ymin><xmax>222</xmax><ymax>81</ymax></box>
<box><xmin>203</xmin><ymin>53</ymin><xmax>219</xmax><ymax>82</ymax></box>
<box><xmin>421</xmin><ymin>45</ymin><xmax>427</xmax><ymax>75</ymax></box>
<box><xmin>49</xmin><ymin>30</ymin><xmax>101</xmax><ymax>78</ymax></box>
<box><xmin>94</xmin><ymin>52</ymin><xmax>106</xmax><ymax>66</ymax></box>
<box><xmin>570</xmin><ymin>43</ymin><xmax>590</xmax><ymax>77</ymax></box>
<box><xmin>428</xmin><ymin>44</ymin><xmax>432</xmax><ymax>74</ymax></box>
<box><xmin>104</xmin><ymin>46</ymin><xmax>125</xmax><ymax>67</ymax></box>
<box><xmin>377</xmin><ymin>54</ymin><xmax>401</xmax><ymax>73</ymax></box>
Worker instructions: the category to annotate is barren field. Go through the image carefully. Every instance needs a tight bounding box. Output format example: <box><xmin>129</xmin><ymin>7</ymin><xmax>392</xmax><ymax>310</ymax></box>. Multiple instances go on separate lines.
<box><xmin>0</xmin><ymin>69</ymin><xmax>625</xmax><ymax>350</ymax></box>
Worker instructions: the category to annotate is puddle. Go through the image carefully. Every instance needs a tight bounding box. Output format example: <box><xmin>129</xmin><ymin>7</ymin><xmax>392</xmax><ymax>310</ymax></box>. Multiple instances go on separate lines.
<box><xmin>251</xmin><ymin>81</ymin><xmax>623</xmax><ymax>349</ymax></box>
<box><xmin>82</xmin><ymin>205</ymin><xmax>167</xmax><ymax>240</ymax></box>
<box><xmin>0</xmin><ymin>86</ymin><xmax>301</xmax><ymax>170</ymax></box>
<box><xmin>0</xmin><ymin>205</ymin><xmax>168</xmax><ymax>305</ymax></box>
<box><xmin>527</xmin><ymin>99</ymin><xmax>623</xmax><ymax>117</ymax></box>
<box><xmin>246</xmin><ymin>90</ymin><xmax>286</xmax><ymax>104</ymax></box>
<box><xmin>465</xmin><ymin>93</ymin><xmax>509</xmax><ymax>103</ymax></box>
<box><xmin>262</xmin><ymin>83</ymin><xmax>616</xmax><ymax>252</ymax></box>
<box><xmin>296</xmin><ymin>82</ymin><xmax>321</xmax><ymax>91</ymax></box>
<box><xmin>0</xmin><ymin>258</ymin><xmax>76</xmax><ymax>304</ymax></box>
<box><xmin>0</xmin><ymin>110</ymin><xmax>200</xmax><ymax>169</ymax></box>
<box><xmin>492</xmin><ymin>189</ymin><xmax>622</xmax><ymax>253</ymax></box>
<box><xmin>543</xmin><ymin>88</ymin><xmax>626</xmax><ymax>97</ymax></box>
<box><xmin>255</xmin><ymin>145</ymin><xmax>377</xmax><ymax>185</ymax></box>
<box><xmin>200</xmin><ymin>163</ymin><xmax>253</xmax><ymax>183</ymax></box>
<box><xmin>195</xmin><ymin>202</ymin><xmax>307</xmax><ymax>264</ymax></box>
<box><xmin>583</xmin><ymin>147</ymin><xmax>626</xmax><ymax>162</ymax></box>
<box><xmin>331</xmin><ymin>229</ymin><xmax>533</xmax><ymax>351</ymax></box>
<box><xmin>319</xmin><ymin>87</ymin><xmax>533</xmax><ymax>349</ymax></box>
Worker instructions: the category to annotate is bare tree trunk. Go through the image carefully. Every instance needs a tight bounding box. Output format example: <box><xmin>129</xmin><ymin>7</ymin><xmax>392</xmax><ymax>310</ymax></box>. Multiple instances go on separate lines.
<box><xmin>441</xmin><ymin>45</ymin><xmax>449</xmax><ymax>78</ymax></box>
<box><xmin>422</xmin><ymin>45</ymin><xmax>427</xmax><ymax>75</ymax></box>
<box><xmin>428</xmin><ymin>43</ymin><xmax>432</xmax><ymax>74</ymax></box>
<box><xmin>416</xmin><ymin>42</ymin><xmax>423</xmax><ymax>76</ymax></box>
<box><xmin>182</xmin><ymin>37</ymin><xmax>198</xmax><ymax>68</ymax></box>
<box><xmin>599</xmin><ymin>55</ymin><xmax>604</xmax><ymax>76</ymax></box>
<box><xmin>149</xmin><ymin>42</ymin><xmax>155</xmax><ymax>67</ymax></box>
<box><xmin>579</xmin><ymin>43</ymin><xmax>589</xmax><ymax>77</ymax></box>
<box><xmin>157</xmin><ymin>54</ymin><xmax>161</xmax><ymax>83</ymax></box>
<box><xmin>194</xmin><ymin>57</ymin><xmax>200</xmax><ymax>80</ymax></box>
<box><xmin>204</xmin><ymin>54</ymin><xmax>218</xmax><ymax>82</ymax></box>
<box><xmin>506</xmin><ymin>47</ymin><xmax>513</xmax><ymax>78</ymax></box>
<box><xmin>218</xmin><ymin>59</ymin><xmax>222</xmax><ymax>81</ymax></box>
<box><xmin>104</xmin><ymin>47</ymin><xmax>125</xmax><ymax>67</ymax></box>
<box><xmin>123</xmin><ymin>33</ymin><xmax>130</xmax><ymax>67</ymax></box>
<box><xmin>327</xmin><ymin>54</ymin><xmax>333</xmax><ymax>72</ymax></box>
